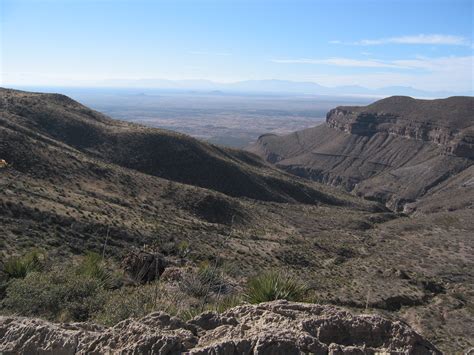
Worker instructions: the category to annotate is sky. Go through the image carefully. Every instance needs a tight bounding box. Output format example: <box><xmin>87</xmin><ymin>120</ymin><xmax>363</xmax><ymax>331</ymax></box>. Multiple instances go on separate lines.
<box><xmin>1</xmin><ymin>0</ymin><xmax>473</xmax><ymax>93</ymax></box>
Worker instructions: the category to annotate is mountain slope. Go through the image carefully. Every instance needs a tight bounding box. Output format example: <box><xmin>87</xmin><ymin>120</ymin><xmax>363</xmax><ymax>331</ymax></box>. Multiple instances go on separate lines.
<box><xmin>1</xmin><ymin>88</ymin><xmax>354</xmax><ymax>206</ymax></box>
<box><xmin>248</xmin><ymin>96</ymin><xmax>474</xmax><ymax>211</ymax></box>
<box><xmin>0</xmin><ymin>87</ymin><xmax>377</xmax><ymax>259</ymax></box>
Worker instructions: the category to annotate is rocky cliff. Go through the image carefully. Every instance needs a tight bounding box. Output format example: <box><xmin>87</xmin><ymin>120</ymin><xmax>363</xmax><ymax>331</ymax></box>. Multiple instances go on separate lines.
<box><xmin>0</xmin><ymin>300</ymin><xmax>440</xmax><ymax>354</ymax></box>
<box><xmin>326</xmin><ymin>96</ymin><xmax>473</xmax><ymax>159</ymax></box>
<box><xmin>248</xmin><ymin>96</ymin><xmax>473</xmax><ymax>211</ymax></box>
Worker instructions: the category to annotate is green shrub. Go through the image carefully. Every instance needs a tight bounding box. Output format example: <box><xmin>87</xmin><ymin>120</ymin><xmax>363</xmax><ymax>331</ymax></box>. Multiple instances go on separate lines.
<box><xmin>2</xmin><ymin>268</ymin><xmax>105</xmax><ymax>322</ymax></box>
<box><xmin>245</xmin><ymin>271</ymin><xmax>307</xmax><ymax>304</ymax></box>
<box><xmin>2</xmin><ymin>250</ymin><xmax>44</xmax><ymax>279</ymax></box>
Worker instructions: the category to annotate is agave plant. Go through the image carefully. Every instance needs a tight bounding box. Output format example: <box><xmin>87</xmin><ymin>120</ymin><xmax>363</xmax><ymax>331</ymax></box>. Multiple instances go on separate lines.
<box><xmin>3</xmin><ymin>250</ymin><xmax>44</xmax><ymax>279</ymax></box>
<box><xmin>76</xmin><ymin>252</ymin><xmax>114</xmax><ymax>289</ymax></box>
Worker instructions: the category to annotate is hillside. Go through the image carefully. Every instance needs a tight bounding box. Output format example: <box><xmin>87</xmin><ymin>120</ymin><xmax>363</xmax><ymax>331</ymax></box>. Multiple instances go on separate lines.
<box><xmin>248</xmin><ymin>96</ymin><xmax>474</xmax><ymax>212</ymax></box>
<box><xmin>1</xmin><ymin>88</ymin><xmax>375</xmax><ymax>258</ymax></box>
<box><xmin>1</xmin><ymin>88</ymin><xmax>351</xmax><ymax>205</ymax></box>
<box><xmin>1</xmin><ymin>89</ymin><xmax>473</xmax><ymax>353</ymax></box>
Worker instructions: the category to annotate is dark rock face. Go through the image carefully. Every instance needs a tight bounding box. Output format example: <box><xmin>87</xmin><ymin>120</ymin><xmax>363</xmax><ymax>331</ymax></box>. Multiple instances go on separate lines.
<box><xmin>248</xmin><ymin>96</ymin><xmax>474</xmax><ymax>212</ymax></box>
<box><xmin>0</xmin><ymin>300</ymin><xmax>441</xmax><ymax>354</ymax></box>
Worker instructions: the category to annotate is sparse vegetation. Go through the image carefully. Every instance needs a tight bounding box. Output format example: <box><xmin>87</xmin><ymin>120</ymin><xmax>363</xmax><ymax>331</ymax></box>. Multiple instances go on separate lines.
<box><xmin>1</xmin><ymin>89</ymin><xmax>472</xmax><ymax>353</ymax></box>
<box><xmin>0</xmin><ymin>251</ymin><xmax>122</xmax><ymax>322</ymax></box>
<box><xmin>0</xmin><ymin>251</ymin><xmax>239</xmax><ymax>325</ymax></box>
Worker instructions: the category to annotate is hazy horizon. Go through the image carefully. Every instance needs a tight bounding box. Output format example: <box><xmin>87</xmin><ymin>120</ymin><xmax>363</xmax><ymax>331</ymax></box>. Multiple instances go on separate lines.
<box><xmin>1</xmin><ymin>0</ymin><xmax>473</xmax><ymax>95</ymax></box>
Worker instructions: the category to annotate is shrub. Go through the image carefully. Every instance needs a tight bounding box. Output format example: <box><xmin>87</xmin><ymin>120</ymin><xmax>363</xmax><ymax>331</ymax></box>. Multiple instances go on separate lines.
<box><xmin>197</xmin><ymin>262</ymin><xmax>227</xmax><ymax>293</ymax></box>
<box><xmin>179</xmin><ymin>271</ymin><xmax>210</xmax><ymax>298</ymax></box>
<box><xmin>245</xmin><ymin>271</ymin><xmax>307</xmax><ymax>304</ymax></box>
<box><xmin>2</xmin><ymin>268</ymin><xmax>105</xmax><ymax>322</ymax></box>
<box><xmin>179</xmin><ymin>263</ymin><xmax>227</xmax><ymax>298</ymax></box>
<box><xmin>2</xmin><ymin>250</ymin><xmax>44</xmax><ymax>279</ymax></box>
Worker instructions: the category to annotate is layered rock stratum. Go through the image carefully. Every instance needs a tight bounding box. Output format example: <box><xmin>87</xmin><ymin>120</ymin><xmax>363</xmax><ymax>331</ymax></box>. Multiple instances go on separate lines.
<box><xmin>0</xmin><ymin>300</ymin><xmax>440</xmax><ymax>354</ymax></box>
<box><xmin>248</xmin><ymin>96</ymin><xmax>473</xmax><ymax>212</ymax></box>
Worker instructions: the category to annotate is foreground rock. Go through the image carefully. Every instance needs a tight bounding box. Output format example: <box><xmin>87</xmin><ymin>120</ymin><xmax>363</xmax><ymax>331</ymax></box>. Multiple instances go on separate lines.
<box><xmin>0</xmin><ymin>300</ymin><xmax>440</xmax><ymax>354</ymax></box>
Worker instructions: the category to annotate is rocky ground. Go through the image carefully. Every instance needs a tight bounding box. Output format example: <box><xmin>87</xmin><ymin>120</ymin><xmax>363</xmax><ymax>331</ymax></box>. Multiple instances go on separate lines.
<box><xmin>0</xmin><ymin>300</ymin><xmax>441</xmax><ymax>354</ymax></box>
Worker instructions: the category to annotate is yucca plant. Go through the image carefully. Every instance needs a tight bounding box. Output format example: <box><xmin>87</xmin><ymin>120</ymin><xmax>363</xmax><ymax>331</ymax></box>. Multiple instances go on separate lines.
<box><xmin>3</xmin><ymin>250</ymin><xmax>44</xmax><ymax>279</ymax></box>
<box><xmin>76</xmin><ymin>252</ymin><xmax>113</xmax><ymax>288</ymax></box>
<box><xmin>245</xmin><ymin>271</ymin><xmax>307</xmax><ymax>304</ymax></box>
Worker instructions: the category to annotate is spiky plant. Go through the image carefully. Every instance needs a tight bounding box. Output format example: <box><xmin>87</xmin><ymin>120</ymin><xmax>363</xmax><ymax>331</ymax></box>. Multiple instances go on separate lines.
<box><xmin>245</xmin><ymin>271</ymin><xmax>307</xmax><ymax>304</ymax></box>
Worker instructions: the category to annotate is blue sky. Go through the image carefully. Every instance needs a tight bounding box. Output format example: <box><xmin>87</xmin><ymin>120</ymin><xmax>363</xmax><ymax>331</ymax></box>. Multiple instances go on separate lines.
<box><xmin>1</xmin><ymin>0</ymin><xmax>473</xmax><ymax>92</ymax></box>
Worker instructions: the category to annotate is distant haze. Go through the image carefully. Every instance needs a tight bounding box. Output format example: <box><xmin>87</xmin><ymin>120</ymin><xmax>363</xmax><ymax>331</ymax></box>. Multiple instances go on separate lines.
<box><xmin>12</xmin><ymin>86</ymin><xmax>376</xmax><ymax>148</ymax></box>
<box><xmin>10</xmin><ymin>78</ymin><xmax>472</xmax><ymax>99</ymax></box>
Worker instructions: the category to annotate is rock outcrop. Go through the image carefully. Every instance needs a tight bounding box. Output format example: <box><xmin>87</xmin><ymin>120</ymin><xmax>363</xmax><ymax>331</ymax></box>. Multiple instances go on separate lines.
<box><xmin>248</xmin><ymin>96</ymin><xmax>474</xmax><ymax>211</ymax></box>
<box><xmin>326</xmin><ymin>96</ymin><xmax>473</xmax><ymax>159</ymax></box>
<box><xmin>0</xmin><ymin>300</ymin><xmax>440</xmax><ymax>354</ymax></box>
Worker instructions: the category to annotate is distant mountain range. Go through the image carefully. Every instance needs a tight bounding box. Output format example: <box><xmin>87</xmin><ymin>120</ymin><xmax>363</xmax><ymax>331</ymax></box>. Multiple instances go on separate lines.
<box><xmin>95</xmin><ymin>78</ymin><xmax>473</xmax><ymax>98</ymax></box>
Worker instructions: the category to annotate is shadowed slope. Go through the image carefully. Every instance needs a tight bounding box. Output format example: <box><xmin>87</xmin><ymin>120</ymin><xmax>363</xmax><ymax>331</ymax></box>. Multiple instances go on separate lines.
<box><xmin>1</xmin><ymin>88</ymin><xmax>353</xmax><ymax>206</ymax></box>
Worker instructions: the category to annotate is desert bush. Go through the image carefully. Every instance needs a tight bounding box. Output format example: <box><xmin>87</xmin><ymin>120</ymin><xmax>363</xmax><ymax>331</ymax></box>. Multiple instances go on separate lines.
<box><xmin>179</xmin><ymin>271</ymin><xmax>210</xmax><ymax>298</ymax></box>
<box><xmin>197</xmin><ymin>262</ymin><xmax>227</xmax><ymax>293</ymax></box>
<box><xmin>179</xmin><ymin>263</ymin><xmax>228</xmax><ymax>298</ymax></box>
<box><xmin>2</xmin><ymin>268</ymin><xmax>105</xmax><ymax>322</ymax></box>
<box><xmin>245</xmin><ymin>271</ymin><xmax>307</xmax><ymax>304</ymax></box>
<box><xmin>2</xmin><ymin>250</ymin><xmax>44</xmax><ymax>279</ymax></box>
